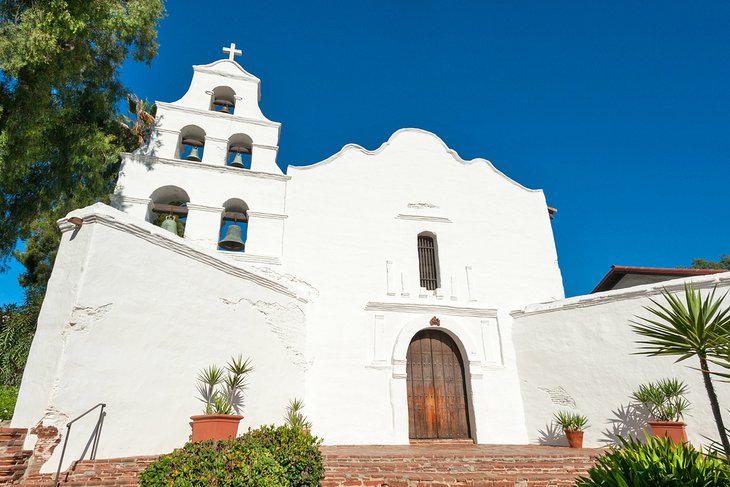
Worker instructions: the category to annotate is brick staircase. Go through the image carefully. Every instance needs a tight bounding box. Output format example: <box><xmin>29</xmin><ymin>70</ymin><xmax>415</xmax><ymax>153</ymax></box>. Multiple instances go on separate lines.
<box><xmin>20</xmin><ymin>455</ymin><xmax>159</xmax><ymax>486</ymax></box>
<box><xmin>0</xmin><ymin>428</ymin><xmax>32</xmax><ymax>485</ymax></box>
<box><xmin>12</xmin><ymin>443</ymin><xmax>602</xmax><ymax>486</ymax></box>
<box><xmin>320</xmin><ymin>444</ymin><xmax>603</xmax><ymax>487</ymax></box>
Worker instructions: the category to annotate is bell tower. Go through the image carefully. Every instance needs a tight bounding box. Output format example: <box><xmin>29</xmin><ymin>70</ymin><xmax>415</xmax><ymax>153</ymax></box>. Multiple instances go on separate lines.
<box><xmin>112</xmin><ymin>44</ymin><xmax>288</xmax><ymax>264</ymax></box>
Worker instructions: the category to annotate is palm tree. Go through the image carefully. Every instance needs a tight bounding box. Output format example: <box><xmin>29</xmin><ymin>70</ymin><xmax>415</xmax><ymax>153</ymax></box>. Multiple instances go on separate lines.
<box><xmin>631</xmin><ymin>284</ymin><xmax>730</xmax><ymax>458</ymax></box>
<box><xmin>119</xmin><ymin>95</ymin><xmax>157</xmax><ymax>146</ymax></box>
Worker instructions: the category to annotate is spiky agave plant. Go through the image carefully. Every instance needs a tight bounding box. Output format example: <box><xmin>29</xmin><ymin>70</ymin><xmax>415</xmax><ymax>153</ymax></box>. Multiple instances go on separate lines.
<box><xmin>195</xmin><ymin>355</ymin><xmax>253</xmax><ymax>415</ymax></box>
<box><xmin>553</xmin><ymin>410</ymin><xmax>589</xmax><ymax>432</ymax></box>
<box><xmin>284</xmin><ymin>398</ymin><xmax>311</xmax><ymax>430</ymax></box>
<box><xmin>631</xmin><ymin>378</ymin><xmax>691</xmax><ymax>422</ymax></box>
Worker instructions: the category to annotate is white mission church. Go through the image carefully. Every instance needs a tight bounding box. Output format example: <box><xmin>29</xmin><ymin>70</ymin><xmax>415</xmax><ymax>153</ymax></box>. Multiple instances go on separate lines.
<box><xmin>12</xmin><ymin>45</ymin><xmax>730</xmax><ymax>473</ymax></box>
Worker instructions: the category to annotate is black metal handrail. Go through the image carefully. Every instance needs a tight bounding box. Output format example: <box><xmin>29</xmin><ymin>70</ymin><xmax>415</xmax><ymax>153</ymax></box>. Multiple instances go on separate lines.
<box><xmin>54</xmin><ymin>403</ymin><xmax>106</xmax><ymax>486</ymax></box>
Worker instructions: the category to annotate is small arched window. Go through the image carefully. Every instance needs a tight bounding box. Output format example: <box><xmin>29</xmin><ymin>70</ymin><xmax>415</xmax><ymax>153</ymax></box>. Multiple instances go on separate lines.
<box><xmin>149</xmin><ymin>186</ymin><xmax>190</xmax><ymax>237</ymax></box>
<box><xmin>417</xmin><ymin>232</ymin><xmax>440</xmax><ymax>290</ymax></box>
<box><xmin>227</xmin><ymin>134</ymin><xmax>253</xmax><ymax>169</ymax></box>
<box><xmin>209</xmin><ymin>86</ymin><xmax>236</xmax><ymax>114</ymax></box>
<box><xmin>218</xmin><ymin>198</ymin><xmax>249</xmax><ymax>252</ymax></box>
<box><xmin>179</xmin><ymin>125</ymin><xmax>205</xmax><ymax>161</ymax></box>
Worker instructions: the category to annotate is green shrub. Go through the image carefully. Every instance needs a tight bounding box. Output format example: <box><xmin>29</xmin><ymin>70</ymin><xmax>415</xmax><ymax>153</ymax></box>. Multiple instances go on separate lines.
<box><xmin>0</xmin><ymin>386</ymin><xmax>18</xmax><ymax>421</ymax></box>
<box><xmin>139</xmin><ymin>438</ymin><xmax>287</xmax><ymax>487</ymax></box>
<box><xmin>139</xmin><ymin>425</ymin><xmax>323</xmax><ymax>487</ymax></box>
<box><xmin>241</xmin><ymin>424</ymin><xmax>324</xmax><ymax>487</ymax></box>
<box><xmin>576</xmin><ymin>436</ymin><xmax>730</xmax><ymax>486</ymax></box>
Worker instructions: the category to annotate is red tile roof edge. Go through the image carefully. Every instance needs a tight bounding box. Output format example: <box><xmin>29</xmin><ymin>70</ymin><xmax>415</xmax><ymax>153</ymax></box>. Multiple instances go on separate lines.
<box><xmin>592</xmin><ymin>265</ymin><xmax>728</xmax><ymax>293</ymax></box>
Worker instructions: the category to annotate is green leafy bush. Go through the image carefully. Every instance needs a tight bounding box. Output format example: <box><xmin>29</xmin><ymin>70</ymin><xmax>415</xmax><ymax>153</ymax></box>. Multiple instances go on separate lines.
<box><xmin>139</xmin><ymin>438</ymin><xmax>287</xmax><ymax>486</ymax></box>
<box><xmin>0</xmin><ymin>297</ymin><xmax>40</xmax><ymax>386</ymax></box>
<box><xmin>576</xmin><ymin>436</ymin><xmax>730</xmax><ymax>486</ymax></box>
<box><xmin>241</xmin><ymin>424</ymin><xmax>323</xmax><ymax>486</ymax></box>
<box><xmin>0</xmin><ymin>386</ymin><xmax>18</xmax><ymax>421</ymax></box>
<box><xmin>139</xmin><ymin>425</ymin><xmax>323</xmax><ymax>487</ymax></box>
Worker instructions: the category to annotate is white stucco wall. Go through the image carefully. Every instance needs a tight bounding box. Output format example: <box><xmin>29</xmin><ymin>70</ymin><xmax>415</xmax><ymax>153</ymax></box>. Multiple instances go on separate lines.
<box><xmin>13</xmin><ymin>205</ymin><xmax>306</xmax><ymax>472</ymax></box>
<box><xmin>283</xmin><ymin>129</ymin><xmax>564</xmax><ymax>445</ymax></box>
<box><xmin>513</xmin><ymin>272</ymin><xmax>730</xmax><ymax>448</ymax></box>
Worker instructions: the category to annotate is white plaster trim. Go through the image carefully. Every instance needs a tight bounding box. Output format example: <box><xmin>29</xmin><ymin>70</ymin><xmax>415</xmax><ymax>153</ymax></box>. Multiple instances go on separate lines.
<box><xmin>57</xmin><ymin>204</ymin><xmax>302</xmax><ymax>302</ymax></box>
<box><xmin>194</xmin><ymin>60</ymin><xmax>261</xmax><ymax>82</ymax></box>
<box><xmin>187</xmin><ymin>203</ymin><xmax>224</xmax><ymax>214</ymax></box>
<box><xmin>511</xmin><ymin>272</ymin><xmax>730</xmax><ymax>318</ymax></box>
<box><xmin>288</xmin><ymin>128</ymin><xmax>541</xmax><ymax>193</ymax></box>
<box><xmin>121</xmin><ymin>153</ymin><xmax>290</xmax><ymax>181</ymax></box>
<box><xmin>252</xmin><ymin>143</ymin><xmax>279</xmax><ymax>151</ymax></box>
<box><xmin>218</xmin><ymin>252</ymin><xmax>281</xmax><ymax>265</ymax></box>
<box><xmin>396</xmin><ymin>214</ymin><xmax>452</xmax><ymax>224</ymax></box>
<box><xmin>247</xmin><ymin>211</ymin><xmax>288</xmax><ymax>220</ymax></box>
<box><xmin>205</xmin><ymin>136</ymin><xmax>229</xmax><ymax>144</ymax></box>
<box><xmin>365</xmin><ymin>301</ymin><xmax>497</xmax><ymax>318</ymax></box>
<box><xmin>110</xmin><ymin>195</ymin><xmax>151</xmax><ymax>205</ymax></box>
<box><xmin>156</xmin><ymin>102</ymin><xmax>280</xmax><ymax>129</ymax></box>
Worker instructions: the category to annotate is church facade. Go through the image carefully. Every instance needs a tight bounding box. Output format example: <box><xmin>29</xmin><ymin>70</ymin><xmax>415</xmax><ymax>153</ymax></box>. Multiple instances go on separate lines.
<box><xmin>12</xmin><ymin>48</ymin><xmax>730</xmax><ymax>473</ymax></box>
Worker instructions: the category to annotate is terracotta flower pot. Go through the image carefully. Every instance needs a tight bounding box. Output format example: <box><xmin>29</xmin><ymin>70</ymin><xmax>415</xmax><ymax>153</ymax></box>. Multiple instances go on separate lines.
<box><xmin>564</xmin><ymin>430</ymin><xmax>584</xmax><ymax>448</ymax></box>
<box><xmin>190</xmin><ymin>414</ymin><xmax>243</xmax><ymax>442</ymax></box>
<box><xmin>648</xmin><ymin>421</ymin><xmax>687</xmax><ymax>443</ymax></box>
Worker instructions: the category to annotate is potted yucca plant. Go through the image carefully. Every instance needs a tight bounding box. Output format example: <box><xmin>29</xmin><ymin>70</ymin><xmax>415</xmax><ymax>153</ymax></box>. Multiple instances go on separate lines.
<box><xmin>190</xmin><ymin>355</ymin><xmax>253</xmax><ymax>442</ymax></box>
<box><xmin>631</xmin><ymin>378</ymin><xmax>690</xmax><ymax>443</ymax></box>
<box><xmin>553</xmin><ymin>411</ymin><xmax>589</xmax><ymax>448</ymax></box>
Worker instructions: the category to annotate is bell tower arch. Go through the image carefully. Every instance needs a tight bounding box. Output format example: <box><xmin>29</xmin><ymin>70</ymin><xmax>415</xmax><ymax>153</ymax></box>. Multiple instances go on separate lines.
<box><xmin>112</xmin><ymin>43</ymin><xmax>288</xmax><ymax>263</ymax></box>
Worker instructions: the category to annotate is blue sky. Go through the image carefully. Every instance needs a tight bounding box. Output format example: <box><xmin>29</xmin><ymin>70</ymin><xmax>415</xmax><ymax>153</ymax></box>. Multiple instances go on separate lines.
<box><xmin>1</xmin><ymin>1</ymin><xmax>729</xmax><ymax>304</ymax></box>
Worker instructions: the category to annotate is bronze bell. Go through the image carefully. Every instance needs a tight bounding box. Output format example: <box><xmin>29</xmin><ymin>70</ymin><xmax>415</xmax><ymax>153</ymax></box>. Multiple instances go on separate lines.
<box><xmin>186</xmin><ymin>145</ymin><xmax>201</xmax><ymax>162</ymax></box>
<box><xmin>214</xmin><ymin>98</ymin><xmax>233</xmax><ymax>114</ymax></box>
<box><xmin>160</xmin><ymin>215</ymin><xmax>178</xmax><ymax>235</ymax></box>
<box><xmin>219</xmin><ymin>224</ymin><xmax>245</xmax><ymax>251</ymax></box>
<box><xmin>182</xmin><ymin>137</ymin><xmax>204</xmax><ymax>162</ymax></box>
<box><xmin>230</xmin><ymin>151</ymin><xmax>245</xmax><ymax>168</ymax></box>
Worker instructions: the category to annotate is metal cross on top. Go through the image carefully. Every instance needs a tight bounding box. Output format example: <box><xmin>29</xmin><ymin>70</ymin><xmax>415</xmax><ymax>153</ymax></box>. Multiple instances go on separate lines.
<box><xmin>222</xmin><ymin>42</ymin><xmax>242</xmax><ymax>61</ymax></box>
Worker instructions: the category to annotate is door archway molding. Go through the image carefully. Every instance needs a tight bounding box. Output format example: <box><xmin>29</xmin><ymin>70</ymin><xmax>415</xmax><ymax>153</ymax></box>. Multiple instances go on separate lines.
<box><xmin>391</xmin><ymin>315</ymin><xmax>484</xmax><ymax>380</ymax></box>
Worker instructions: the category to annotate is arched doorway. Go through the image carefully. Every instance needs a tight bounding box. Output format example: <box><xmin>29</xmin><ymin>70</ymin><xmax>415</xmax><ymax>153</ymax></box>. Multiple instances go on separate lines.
<box><xmin>406</xmin><ymin>329</ymin><xmax>471</xmax><ymax>440</ymax></box>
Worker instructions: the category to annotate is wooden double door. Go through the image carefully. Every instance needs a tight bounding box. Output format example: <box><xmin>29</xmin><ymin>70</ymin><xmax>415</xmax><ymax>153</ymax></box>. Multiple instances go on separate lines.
<box><xmin>406</xmin><ymin>329</ymin><xmax>471</xmax><ymax>440</ymax></box>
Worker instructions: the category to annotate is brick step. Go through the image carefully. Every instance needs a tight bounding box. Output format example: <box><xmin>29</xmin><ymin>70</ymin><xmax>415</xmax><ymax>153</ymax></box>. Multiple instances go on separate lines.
<box><xmin>319</xmin><ymin>445</ymin><xmax>601</xmax><ymax>487</ymax></box>
<box><xmin>321</xmin><ymin>480</ymin><xmax>579</xmax><ymax>487</ymax></box>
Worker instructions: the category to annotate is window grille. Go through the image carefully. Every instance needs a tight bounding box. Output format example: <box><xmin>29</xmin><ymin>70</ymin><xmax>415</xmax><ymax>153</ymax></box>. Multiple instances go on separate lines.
<box><xmin>418</xmin><ymin>235</ymin><xmax>439</xmax><ymax>290</ymax></box>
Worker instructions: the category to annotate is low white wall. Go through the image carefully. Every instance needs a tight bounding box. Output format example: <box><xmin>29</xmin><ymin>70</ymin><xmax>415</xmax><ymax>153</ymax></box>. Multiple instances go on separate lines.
<box><xmin>13</xmin><ymin>205</ymin><xmax>306</xmax><ymax>472</ymax></box>
<box><xmin>513</xmin><ymin>273</ymin><xmax>730</xmax><ymax>448</ymax></box>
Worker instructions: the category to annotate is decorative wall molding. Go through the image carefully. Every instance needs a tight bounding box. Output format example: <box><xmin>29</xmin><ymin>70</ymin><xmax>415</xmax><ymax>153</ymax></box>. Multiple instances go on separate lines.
<box><xmin>156</xmin><ymin>102</ymin><xmax>280</xmax><ymax>129</ymax></box>
<box><xmin>219</xmin><ymin>251</ymin><xmax>281</xmax><ymax>266</ymax></box>
<box><xmin>252</xmin><ymin>143</ymin><xmax>279</xmax><ymax>151</ymax></box>
<box><xmin>365</xmin><ymin>301</ymin><xmax>497</xmax><ymax>318</ymax></box>
<box><xmin>57</xmin><ymin>206</ymin><xmax>301</xmax><ymax>301</ymax></box>
<box><xmin>187</xmin><ymin>203</ymin><xmax>224</xmax><ymax>214</ymax></box>
<box><xmin>395</xmin><ymin>214</ymin><xmax>452</xmax><ymax>224</ymax></box>
<box><xmin>247</xmin><ymin>211</ymin><xmax>288</xmax><ymax>220</ymax></box>
<box><xmin>511</xmin><ymin>272</ymin><xmax>730</xmax><ymax>318</ymax></box>
<box><xmin>110</xmin><ymin>195</ymin><xmax>151</xmax><ymax>206</ymax></box>
<box><xmin>121</xmin><ymin>153</ymin><xmax>290</xmax><ymax>181</ymax></box>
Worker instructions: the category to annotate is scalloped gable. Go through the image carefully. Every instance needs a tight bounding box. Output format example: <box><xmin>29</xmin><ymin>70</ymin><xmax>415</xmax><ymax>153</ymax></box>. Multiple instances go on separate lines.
<box><xmin>288</xmin><ymin>128</ymin><xmax>540</xmax><ymax>193</ymax></box>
